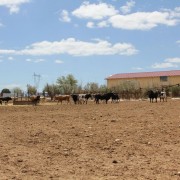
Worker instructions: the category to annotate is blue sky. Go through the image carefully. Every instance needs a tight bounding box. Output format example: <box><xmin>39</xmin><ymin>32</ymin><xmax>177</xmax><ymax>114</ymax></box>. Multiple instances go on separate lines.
<box><xmin>0</xmin><ymin>0</ymin><xmax>180</xmax><ymax>91</ymax></box>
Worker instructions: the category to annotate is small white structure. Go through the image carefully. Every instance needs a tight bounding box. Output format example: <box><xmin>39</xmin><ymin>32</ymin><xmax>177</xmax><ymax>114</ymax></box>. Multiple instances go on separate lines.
<box><xmin>2</xmin><ymin>93</ymin><xmax>11</xmax><ymax>98</ymax></box>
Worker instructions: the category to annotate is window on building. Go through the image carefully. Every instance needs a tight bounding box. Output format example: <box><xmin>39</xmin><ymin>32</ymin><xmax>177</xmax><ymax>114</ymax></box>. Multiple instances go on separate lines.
<box><xmin>160</xmin><ymin>76</ymin><xmax>168</xmax><ymax>82</ymax></box>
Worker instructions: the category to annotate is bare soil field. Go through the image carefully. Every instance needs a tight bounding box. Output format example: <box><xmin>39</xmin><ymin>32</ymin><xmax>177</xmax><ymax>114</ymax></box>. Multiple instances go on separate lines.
<box><xmin>0</xmin><ymin>99</ymin><xmax>180</xmax><ymax>180</ymax></box>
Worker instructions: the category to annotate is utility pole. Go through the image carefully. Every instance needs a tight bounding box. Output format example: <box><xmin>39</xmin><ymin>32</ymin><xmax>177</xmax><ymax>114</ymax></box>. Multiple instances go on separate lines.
<box><xmin>33</xmin><ymin>73</ymin><xmax>41</xmax><ymax>92</ymax></box>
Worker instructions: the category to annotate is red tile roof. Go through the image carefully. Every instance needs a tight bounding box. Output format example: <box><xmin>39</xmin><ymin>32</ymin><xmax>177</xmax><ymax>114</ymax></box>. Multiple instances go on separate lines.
<box><xmin>106</xmin><ymin>70</ymin><xmax>180</xmax><ymax>79</ymax></box>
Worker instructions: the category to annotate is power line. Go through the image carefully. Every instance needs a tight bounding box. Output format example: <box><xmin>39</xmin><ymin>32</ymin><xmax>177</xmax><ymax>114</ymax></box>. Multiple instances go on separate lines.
<box><xmin>33</xmin><ymin>73</ymin><xmax>41</xmax><ymax>91</ymax></box>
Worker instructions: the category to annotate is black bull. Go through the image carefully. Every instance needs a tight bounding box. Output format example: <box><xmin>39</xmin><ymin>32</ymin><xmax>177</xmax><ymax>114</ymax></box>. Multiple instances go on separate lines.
<box><xmin>71</xmin><ymin>94</ymin><xmax>92</xmax><ymax>104</ymax></box>
<box><xmin>148</xmin><ymin>90</ymin><xmax>159</xmax><ymax>103</ymax></box>
<box><xmin>94</xmin><ymin>93</ymin><xmax>119</xmax><ymax>104</ymax></box>
<box><xmin>30</xmin><ymin>95</ymin><xmax>41</xmax><ymax>105</ymax></box>
<box><xmin>0</xmin><ymin>97</ymin><xmax>12</xmax><ymax>105</ymax></box>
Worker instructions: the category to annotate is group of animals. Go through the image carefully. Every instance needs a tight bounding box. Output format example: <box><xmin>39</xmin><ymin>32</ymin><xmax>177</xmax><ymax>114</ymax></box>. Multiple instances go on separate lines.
<box><xmin>53</xmin><ymin>90</ymin><xmax>167</xmax><ymax>104</ymax></box>
<box><xmin>0</xmin><ymin>90</ymin><xmax>167</xmax><ymax>105</ymax></box>
<box><xmin>0</xmin><ymin>96</ymin><xmax>40</xmax><ymax>105</ymax></box>
<box><xmin>0</xmin><ymin>93</ymin><xmax>119</xmax><ymax>105</ymax></box>
<box><xmin>148</xmin><ymin>89</ymin><xmax>167</xmax><ymax>103</ymax></box>
<box><xmin>53</xmin><ymin>93</ymin><xmax>120</xmax><ymax>104</ymax></box>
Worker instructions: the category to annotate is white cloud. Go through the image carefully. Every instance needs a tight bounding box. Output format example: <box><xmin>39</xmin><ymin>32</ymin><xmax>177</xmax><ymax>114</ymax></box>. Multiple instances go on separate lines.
<box><xmin>34</xmin><ymin>59</ymin><xmax>45</xmax><ymax>63</ymax></box>
<box><xmin>176</xmin><ymin>40</ymin><xmax>180</xmax><ymax>44</ymax></box>
<box><xmin>72</xmin><ymin>1</ymin><xmax>118</xmax><ymax>20</ymax></box>
<box><xmin>108</xmin><ymin>10</ymin><xmax>179</xmax><ymax>30</ymax></box>
<box><xmin>55</xmin><ymin>60</ymin><xmax>64</xmax><ymax>64</ymax></box>
<box><xmin>152</xmin><ymin>62</ymin><xmax>178</xmax><ymax>69</ymax></box>
<box><xmin>165</xmin><ymin>57</ymin><xmax>180</xmax><ymax>63</ymax></box>
<box><xmin>175</xmin><ymin>7</ymin><xmax>180</xmax><ymax>11</ymax></box>
<box><xmin>59</xmin><ymin>10</ymin><xmax>71</xmax><ymax>22</ymax></box>
<box><xmin>0</xmin><ymin>0</ymin><xmax>30</xmax><ymax>14</ymax></box>
<box><xmin>0</xmin><ymin>49</ymin><xmax>16</xmax><ymax>54</ymax></box>
<box><xmin>26</xmin><ymin>58</ymin><xmax>31</xmax><ymax>62</ymax></box>
<box><xmin>120</xmin><ymin>0</ymin><xmax>135</xmax><ymax>14</ymax></box>
<box><xmin>26</xmin><ymin>58</ymin><xmax>45</xmax><ymax>63</ymax></box>
<box><xmin>8</xmin><ymin>56</ymin><xmax>14</xmax><ymax>60</ymax></box>
<box><xmin>0</xmin><ymin>38</ymin><xmax>138</xmax><ymax>56</ymax></box>
<box><xmin>86</xmin><ymin>22</ymin><xmax>95</xmax><ymax>28</ymax></box>
<box><xmin>152</xmin><ymin>57</ymin><xmax>180</xmax><ymax>69</ymax></box>
<box><xmin>97</xmin><ymin>21</ymin><xmax>109</xmax><ymax>28</ymax></box>
<box><xmin>132</xmin><ymin>67</ymin><xmax>143</xmax><ymax>70</ymax></box>
<box><xmin>70</xmin><ymin>2</ymin><xmax>180</xmax><ymax>30</ymax></box>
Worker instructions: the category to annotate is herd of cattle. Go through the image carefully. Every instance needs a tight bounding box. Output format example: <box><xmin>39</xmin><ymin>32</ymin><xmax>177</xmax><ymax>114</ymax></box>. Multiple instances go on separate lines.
<box><xmin>148</xmin><ymin>90</ymin><xmax>167</xmax><ymax>103</ymax></box>
<box><xmin>0</xmin><ymin>90</ymin><xmax>167</xmax><ymax>105</ymax></box>
<box><xmin>53</xmin><ymin>90</ymin><xmax>167</xmax><ymax>104</ymax></box>
<box><xmin>0</xmin><ymin>96</ymin><xmax>41</xmax><ymax>105</ymax></box>
<box><xmin>53</xmin><ymin>92</ymin><xmax>120</xmax><ymax>105</ymax></box>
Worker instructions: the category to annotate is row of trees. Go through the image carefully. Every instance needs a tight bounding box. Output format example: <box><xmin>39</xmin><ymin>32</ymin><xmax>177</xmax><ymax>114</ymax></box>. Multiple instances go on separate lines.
<box><xmin>1</xmin><ymin>74</ymin><xmax>180</xmax><ymax>98</ymax></box>
<box><xmin>43</xmin><ymin>74</ymin><xmax>108</xmax><ymax>99</ymax></box>
<box><xmin>0</xmin><ymin>74</ymin><xmax>108</xmax><ymax>98</ymax></box>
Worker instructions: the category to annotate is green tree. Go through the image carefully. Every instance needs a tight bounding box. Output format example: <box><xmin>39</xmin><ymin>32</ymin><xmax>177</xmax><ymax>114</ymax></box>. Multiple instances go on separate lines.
<box><xmin>171</xmin><ymin>86</ymin><xmax>180</xmax><ymax>97</ymax></box>
<box><xmin>84</xmin><ymin>82</ymin><xmax>99</xmax><ymax>93</ymax></box>
<box><xmin>99</xmin><ymin>84</ymin><xmax>109</xmax><ymax>93</ymax></box>
<box><xmin>12</xmin><ymin>87</ymin><xmax>23</xmax><ymax>97</ymax></box>
<box><xmin>1</xmin><ymin>88</ymin><xmax>11</xmax><ymax>94</ymax></box>
<box><xmin>27</xmin><ymin>84</ymin><xmax>37</xmax><ymax>96</ymax></box>
<box><xmin>76</xmin><ymin>84</ymin><xmax>83</xmax><ymax>93</ymax></box>
<box><xmin>43</xmin><ymin>83</ymin><xmax>60</xmax><ymax>99</ymax></box>
<box><xmin>56</xmin><ymin>74</ymin><xmax>78</xmax><ymax>94</ymax></box>
<box><xmin>1</xmin><ymin>88</ymin><xmax>11</xmax><ymax>96</ymax></box>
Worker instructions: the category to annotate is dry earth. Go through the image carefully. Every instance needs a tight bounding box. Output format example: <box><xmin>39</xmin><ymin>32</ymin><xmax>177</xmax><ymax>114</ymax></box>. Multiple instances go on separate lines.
<box><xmin>0</xmin><ymin>99</ymin><xmax>180</xmax><ymax>180</ymax></box>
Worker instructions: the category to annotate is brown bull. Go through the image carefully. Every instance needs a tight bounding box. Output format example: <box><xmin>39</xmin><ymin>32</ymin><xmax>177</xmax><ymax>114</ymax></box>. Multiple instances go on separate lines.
<box><xmin>29</xmin><ymin>95</ymin><xmax>40</xmax><ymax>105</ymax></box>
<box><xmin>54</xmin><ymin>95</ymin><xmax>70</xmax><ymax>104</ymax></box>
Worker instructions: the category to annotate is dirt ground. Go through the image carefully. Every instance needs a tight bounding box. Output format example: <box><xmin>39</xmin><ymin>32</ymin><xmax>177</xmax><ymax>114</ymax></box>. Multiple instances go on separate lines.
<box><xmin>0</xmin><ymin>99</ymin><xmax>180</xmax><ymax>180</ymax></box>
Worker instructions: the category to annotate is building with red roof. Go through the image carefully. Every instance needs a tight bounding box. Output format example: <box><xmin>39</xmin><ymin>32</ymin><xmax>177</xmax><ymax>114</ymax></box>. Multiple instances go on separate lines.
<box><xmin>106</xmin><ymin>70</ymin><xmax>180</xmax><ymax>89</ymax></box>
